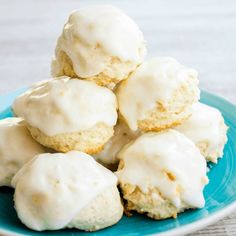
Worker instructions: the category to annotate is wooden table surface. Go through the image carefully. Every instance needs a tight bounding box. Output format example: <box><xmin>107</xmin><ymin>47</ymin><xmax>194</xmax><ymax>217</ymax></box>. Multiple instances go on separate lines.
<box><xmin>0</xmin><ymin>0</ymin><xmax>236</xmax><ymax>235</ymax></box>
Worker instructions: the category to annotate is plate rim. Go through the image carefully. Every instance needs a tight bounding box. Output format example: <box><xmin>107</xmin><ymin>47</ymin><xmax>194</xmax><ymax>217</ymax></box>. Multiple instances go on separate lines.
<box><xmin>1</xmin><ymin>202</ymin><xmax>236</xmax><ymax>236</ymax></box>
<box><xmin>154</xmin><ymin>201</ymin><xmax>236</xmax><ymax>236</ymax></box>
<box><xmin>0</xmin><ymin>88</ymin><xmax>236</xmax><ymax>236</ymax></box>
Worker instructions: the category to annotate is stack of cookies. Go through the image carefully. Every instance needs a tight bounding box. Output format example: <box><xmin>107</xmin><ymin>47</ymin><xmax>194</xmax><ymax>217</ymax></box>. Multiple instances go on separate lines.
<box><xmin>0</xmin><ymin>5</ymin><xmax>228</xmax><ymax>232</ymax></box>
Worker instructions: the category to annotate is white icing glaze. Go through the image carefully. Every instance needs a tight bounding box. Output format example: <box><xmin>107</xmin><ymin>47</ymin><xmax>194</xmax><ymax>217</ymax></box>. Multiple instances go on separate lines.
<box><xmin>116</xmin><ymin>130</ymin><xmax>208</xmax><ymax>208</ymax></box>
<box><xmin>13</xmin><ymin>77</ymin><xmax>117</xmax><ymax>136</ymax></box>
<box><xmin>175</xmin><ymin>102</ymin><xmax>228</xmax><ymax>162</ymax></box>
<box><xmin>56</xmin><ymin>5</ymin><xmax>146</xmax><ymax>78</ymax></box>
<box><xmin>94</xmin><ymin>122</ymin><xmax>140</xmax><ymax>165</ymax></box>
<box><xmin>0</xmin><ymin>118</ymin><xmax>46</xmax><ymax>187</ymax></box>
<box><xmin>117</xmin><ymin>57</ymin><xmax>199</xmax><ymax>130</ymax></box>
<box><xmin>12</xmin><ymin>151</ymin><xmax>117</xmax><ymax>231</ymax></box>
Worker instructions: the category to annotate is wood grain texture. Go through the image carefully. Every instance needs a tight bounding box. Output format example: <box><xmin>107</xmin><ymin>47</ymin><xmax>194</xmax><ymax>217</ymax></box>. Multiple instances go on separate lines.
<box><xmin>0</xmin><ymin>0</ymin><xmax>236</xmax><ymax>235</ymax></box>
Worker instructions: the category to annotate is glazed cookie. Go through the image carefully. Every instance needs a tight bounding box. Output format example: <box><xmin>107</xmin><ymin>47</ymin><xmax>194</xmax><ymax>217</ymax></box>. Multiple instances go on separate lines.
<box><xmin>117</xmin><ymin>57</ymin><xmax>200</xmax><ymax>131</ymax></box>
<box><xmin>51</xmin><ymin>5</ymin><xmax>146</xmax><ymax>89</ymax></box>
<box><xmin>94</xmin><ymin>120</ymin><xmax>141</xmax><ymax>169</ymax></box>
<box><xmin>116</xmin><ymin>130</ymin><xmax>208</xmax><ymax>219</ymax></box>
<box><xmin>12</xmin><ymin>151</ymin><xmax>123</xmax><ymax>231</ymax></box>
<box><xmin>175</xmin><ymin>102</ymin><xmax>228</xmax><ymax>163</ymax></box>
<box><xmin>0</xmin><ymin>118</ymin><xmax>46</xmax><ymax>187</ymax></box>
<box><xmin>13</xmin><ymin>77</ymin><xmax>117</xmax><ymax>153</ymax></box>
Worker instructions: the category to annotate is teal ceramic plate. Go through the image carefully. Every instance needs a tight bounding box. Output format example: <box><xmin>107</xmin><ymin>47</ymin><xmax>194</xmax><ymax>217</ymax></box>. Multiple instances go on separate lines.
<box><xmin>0</xmin><ymin>89</ymin><xmax>236</xmax><ymax>236</ymax></box>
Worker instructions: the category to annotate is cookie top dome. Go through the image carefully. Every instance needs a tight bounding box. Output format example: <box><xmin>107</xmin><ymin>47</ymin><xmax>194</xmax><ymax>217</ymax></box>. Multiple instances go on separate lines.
<box><xmin>13</xmin><ymin>77</ymin><xmax>117</xmax><ymax>136</ymax></box>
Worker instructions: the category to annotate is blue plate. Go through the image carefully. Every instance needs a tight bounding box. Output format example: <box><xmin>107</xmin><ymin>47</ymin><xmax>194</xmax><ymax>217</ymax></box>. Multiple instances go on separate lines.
<box><xmin>0</xmin><ymin>89</ymin><xmax>236</xmax><ymax>236</ymax></box>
